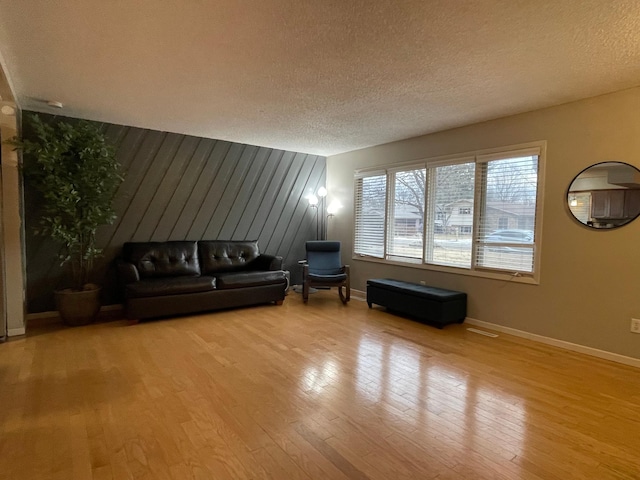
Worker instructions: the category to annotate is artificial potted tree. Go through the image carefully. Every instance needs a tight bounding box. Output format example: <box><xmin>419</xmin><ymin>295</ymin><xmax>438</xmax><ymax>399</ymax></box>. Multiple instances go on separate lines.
<box><xmin>8</xmin><ymin>114</ymin><xmax>123</xmax><ymax>326</ymax></box>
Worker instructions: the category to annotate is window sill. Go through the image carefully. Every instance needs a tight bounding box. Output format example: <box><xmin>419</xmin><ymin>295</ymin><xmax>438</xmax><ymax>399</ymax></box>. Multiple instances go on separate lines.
<box><xmin>352</xmin><ymin>254</ymin><xmax>540</xmax><ymax>285</ymax></box>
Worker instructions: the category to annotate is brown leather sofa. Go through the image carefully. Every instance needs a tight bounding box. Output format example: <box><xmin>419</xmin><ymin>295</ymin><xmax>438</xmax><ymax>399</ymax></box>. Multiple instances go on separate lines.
<box><xmin>117</xmin><ymin>240</ymin><xmax>287</xmax><ymax>321</ymax></box>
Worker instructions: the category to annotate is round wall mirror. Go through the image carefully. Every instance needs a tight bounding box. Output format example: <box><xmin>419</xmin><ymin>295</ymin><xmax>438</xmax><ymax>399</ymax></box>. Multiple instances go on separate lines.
<box><xmin>567</xmin><ymin>162</ymin><xmax>640</xmax><ymax>229</ymax></box>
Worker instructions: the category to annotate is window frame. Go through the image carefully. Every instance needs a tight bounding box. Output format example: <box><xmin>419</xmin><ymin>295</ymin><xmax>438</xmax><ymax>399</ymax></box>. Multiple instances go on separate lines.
<box><xmin>352</xmin><ymin>141</ymin><xmax>546</xmax><ymax>285</ymax></box>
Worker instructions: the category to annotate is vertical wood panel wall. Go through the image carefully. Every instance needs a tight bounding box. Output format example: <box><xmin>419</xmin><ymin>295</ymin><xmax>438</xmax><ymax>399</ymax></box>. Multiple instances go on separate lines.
<box><xmin>23</xmin><ymin>112</ymin><xmax>326</xmax><ymax>313</ymax></box>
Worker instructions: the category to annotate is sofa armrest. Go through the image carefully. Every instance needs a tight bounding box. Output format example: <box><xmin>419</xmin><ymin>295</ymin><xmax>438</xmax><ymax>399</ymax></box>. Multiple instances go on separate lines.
<box><xmin>116</xmin><ymin>259</ymin><xmax>140</xmax><ymax>284</ymax></box>
<box><xmin>251</xmin><ymin>254</ymin><xmax>283</xmax><ymax>271</ymax></box>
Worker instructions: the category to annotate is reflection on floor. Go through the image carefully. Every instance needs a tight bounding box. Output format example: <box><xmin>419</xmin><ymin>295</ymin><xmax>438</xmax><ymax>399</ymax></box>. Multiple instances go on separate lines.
<box><xmin>1</xmin><ymin>289</ymin><xmax>639</xmax><ymax>479</ymax></box>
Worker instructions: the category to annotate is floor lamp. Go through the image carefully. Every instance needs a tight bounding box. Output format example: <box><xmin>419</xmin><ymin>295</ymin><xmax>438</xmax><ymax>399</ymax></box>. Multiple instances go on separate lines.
<box><xmin>307</xmin><ymin>186</ymin><xmax>327</xmax><ymax>240</ymax></box>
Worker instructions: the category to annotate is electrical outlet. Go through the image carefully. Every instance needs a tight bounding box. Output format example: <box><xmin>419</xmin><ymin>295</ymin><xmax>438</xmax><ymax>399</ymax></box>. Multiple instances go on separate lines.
<box><xmin>631</xmin><ymin>318</ymin><xmax>640</xmax><ymax>334</ymax></box>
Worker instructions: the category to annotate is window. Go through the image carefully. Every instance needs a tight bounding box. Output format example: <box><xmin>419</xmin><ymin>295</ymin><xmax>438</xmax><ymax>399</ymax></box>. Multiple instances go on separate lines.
<box><xmin>387</xmin><ymin>168</ymin><xmax>425</xmax><ymax>263</ymax></box>
<box><xmin>425</xmin><ymin>161</ymin><xmax>475</xmax><ymax>269</ymax></box>
<box><xmin>353</xmin><ymin>143</ymin><xmax>544</xmax><ymax>281</ymax></box>
<box><xmin>354</xmin><ymin>172</ymin><xmax>386</xmax><ymax>258</ymax></box>
<box><xmin>476</xmin><ymin>153</ymin><xmax>539</xmax><ymax>273</ymax></box>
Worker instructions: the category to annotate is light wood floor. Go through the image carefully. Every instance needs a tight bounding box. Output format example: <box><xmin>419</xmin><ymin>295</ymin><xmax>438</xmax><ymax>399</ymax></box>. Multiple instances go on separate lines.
<box><xmin>1</xmin><ymin>291</ymin><xmax>639</xmax><ymax>480</ymax></box>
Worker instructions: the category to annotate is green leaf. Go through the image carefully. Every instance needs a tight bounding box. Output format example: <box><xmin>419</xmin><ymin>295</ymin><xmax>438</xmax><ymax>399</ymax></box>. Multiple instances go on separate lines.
<box><xmin>6</xmin><ymin>113</ymin><xmax>124</xmax><ymax>290</ymax></box>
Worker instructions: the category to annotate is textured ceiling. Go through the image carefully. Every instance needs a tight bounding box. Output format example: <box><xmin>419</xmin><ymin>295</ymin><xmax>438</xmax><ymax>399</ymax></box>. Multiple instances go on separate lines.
<box><xmin>1</xmin><ymin>1</ymin><xmax>640</xmax><ymax>156</ymax></box>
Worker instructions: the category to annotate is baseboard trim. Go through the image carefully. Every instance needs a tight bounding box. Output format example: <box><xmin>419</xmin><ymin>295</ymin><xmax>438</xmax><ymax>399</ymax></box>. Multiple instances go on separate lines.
<box><xmin>8</xmin><ymin>327</ymin><xmax>26</xmax><ymax>337</ymax></box>
<box><xmin>25</xmin><ymin>311</ymin><xmax>60</xmax><ymax>321</ymax></box>
<box><xmin>465</xmin><ymin>317</ymin><xmax>640</xmax><ymax>369</ymax></box>
<box><xmin>351</xmin><ymin>288</ymin><xmax>366</xmax><ymax>301</ymax></box>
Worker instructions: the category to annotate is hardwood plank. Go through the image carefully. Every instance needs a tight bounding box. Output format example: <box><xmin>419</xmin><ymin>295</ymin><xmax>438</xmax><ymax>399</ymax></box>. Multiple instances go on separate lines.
<box><xmin>1</xmin><ymin>292</ymin><xmax>639</xmax><ymax>479</ymax></box>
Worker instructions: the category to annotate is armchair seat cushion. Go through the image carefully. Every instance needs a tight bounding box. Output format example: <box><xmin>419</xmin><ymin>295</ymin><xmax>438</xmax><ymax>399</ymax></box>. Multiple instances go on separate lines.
<box><xmin>216</xmin><ymin>270</ymin><xmax>286</xmax><ymax>289</ymax></box>
<box><xmin>303</xmin><ymin>240</ymin><xmax>350</xmax><ymax>304</ymax></box>
<box><xmin>126</xmin><ymin>276</ymin><xmax>216</xmax><ymax>299</ymax></box>
<box><xmin>308</xmin><ymin>273</ymin><xmax>347</xmax><ymax>283</ymax></box>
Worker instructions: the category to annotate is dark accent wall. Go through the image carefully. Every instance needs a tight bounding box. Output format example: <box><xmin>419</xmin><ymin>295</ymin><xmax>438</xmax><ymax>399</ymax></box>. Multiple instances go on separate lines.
<box><xmin>24</xmin><ymin>112</ymin><xmax>325</xmax><ymax>313</ymax></box>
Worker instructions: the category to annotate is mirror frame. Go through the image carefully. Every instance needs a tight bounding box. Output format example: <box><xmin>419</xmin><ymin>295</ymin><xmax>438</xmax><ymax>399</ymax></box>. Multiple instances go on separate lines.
<box><xmin>567</xmin><ymin>161</ymin><xmax>640</xmax><ymax>229</ymax></box>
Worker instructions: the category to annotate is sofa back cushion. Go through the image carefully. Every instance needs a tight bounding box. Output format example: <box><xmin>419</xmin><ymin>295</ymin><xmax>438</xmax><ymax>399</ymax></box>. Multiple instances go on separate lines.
<box><xmin>199</xmin><ymin>240</ymin><xmax>260</xmax><ymax>274</ymax></box>
<box><xmin>122</xmin><ymin>241</ymin><xmax>201</xmax><ymax>279</ymax></box>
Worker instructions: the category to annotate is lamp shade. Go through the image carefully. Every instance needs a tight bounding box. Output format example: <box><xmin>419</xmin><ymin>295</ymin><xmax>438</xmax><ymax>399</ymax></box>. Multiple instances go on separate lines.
<box><xmin>327</xmin><ymin>200</ymin><xmax>343</xmax><ymax>215</ymax></box>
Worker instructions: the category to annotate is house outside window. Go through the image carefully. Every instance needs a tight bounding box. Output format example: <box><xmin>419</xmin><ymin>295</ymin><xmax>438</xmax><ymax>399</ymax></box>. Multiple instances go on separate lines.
<box><xmin>353</xmin><ymin>143</ymin><xmax>545</xmax><ymax>282</ymax></box>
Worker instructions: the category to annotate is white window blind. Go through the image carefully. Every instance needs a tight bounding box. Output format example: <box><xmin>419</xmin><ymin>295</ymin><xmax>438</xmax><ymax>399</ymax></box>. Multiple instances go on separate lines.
<box><xmin>476</xmin><ymin>154</ymin><xmax>539</xmax><ymax>273</ymax></box>
<box><xmin>425</xmin><ymin>162</ymin><xmax>475</xmax><ymax>268</ymax></box>
<box><xmin>352</xmin><ymin>143</ymin><xmax>544</xmax><ymax>281</ymax></box>
<box><xmin>354</xmin><ymin>173</ymin><xmax>387</xmax><ymax>258</ymax></box>
<box><xmin>387</xmin><ymin>168</ymin><xmax>425</xmax><ymax>263</ymax></box>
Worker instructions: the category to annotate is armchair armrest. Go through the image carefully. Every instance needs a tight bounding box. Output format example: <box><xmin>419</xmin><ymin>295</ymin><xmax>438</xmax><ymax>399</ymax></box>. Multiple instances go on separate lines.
<box><xmin>116</xmin><ymin>259</ymin><xmax>140</xmax><ymax>284</ymax></box>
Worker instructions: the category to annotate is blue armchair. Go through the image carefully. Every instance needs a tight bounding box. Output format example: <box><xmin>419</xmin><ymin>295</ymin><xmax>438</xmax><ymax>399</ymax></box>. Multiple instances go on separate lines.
<box><xmin>302</xmin><ymin>241</ymin><xmax>350</xmax><ymax>304</ymax></box>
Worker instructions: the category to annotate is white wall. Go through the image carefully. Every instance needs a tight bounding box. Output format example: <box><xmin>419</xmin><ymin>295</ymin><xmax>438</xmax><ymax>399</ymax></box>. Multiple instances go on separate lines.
<box><xmin>327</xmin><ymin>87</ymin><xmax>640</xmax><ymax>360</ymax></box>
<box><xmin>1</xmin><ymin>104</ymin><xmax>25</xmax><ymax>336</ymax></box>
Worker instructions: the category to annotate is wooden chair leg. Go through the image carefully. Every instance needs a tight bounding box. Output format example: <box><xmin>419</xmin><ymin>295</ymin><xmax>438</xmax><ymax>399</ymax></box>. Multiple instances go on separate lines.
<box><xmin>302</xmin><ymin>264</ymin><xmax>309</xmax><ymax>303</ymax></box>
<box><xmin>339</xmin><ymin>286</ymin><xmax>348</xmax><ymax>305</ymax></box>
<box><xmin>343</xmin><ymin>265</ymin><xmax>351</xmax><ymax>303</ymax></box>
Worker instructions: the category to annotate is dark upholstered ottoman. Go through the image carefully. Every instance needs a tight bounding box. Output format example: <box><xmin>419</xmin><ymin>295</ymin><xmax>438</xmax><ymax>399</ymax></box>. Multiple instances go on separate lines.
<box><xmin>367</xmin><ymin>278</ymin><xmax>467</xmax><ymax>328</ymax></box>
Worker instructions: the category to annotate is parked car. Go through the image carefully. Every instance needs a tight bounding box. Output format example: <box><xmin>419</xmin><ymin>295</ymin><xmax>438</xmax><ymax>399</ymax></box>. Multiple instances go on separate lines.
<box><xmin>484</xmin><ymin>229</ymin><xmax>534</xmax><ymax>252</ymax></box>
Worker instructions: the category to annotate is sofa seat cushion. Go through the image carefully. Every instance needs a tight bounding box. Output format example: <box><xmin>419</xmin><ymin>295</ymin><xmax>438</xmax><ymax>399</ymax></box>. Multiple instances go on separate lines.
<box><xmin>126</xmin><ymin>276</ymin><xmax>216</xmax><ymax>299</ymax></box>
<box><xmin>216</xmin><ymin>270</ymin><xmax>286</xmax><ymax>289</ymax></box>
